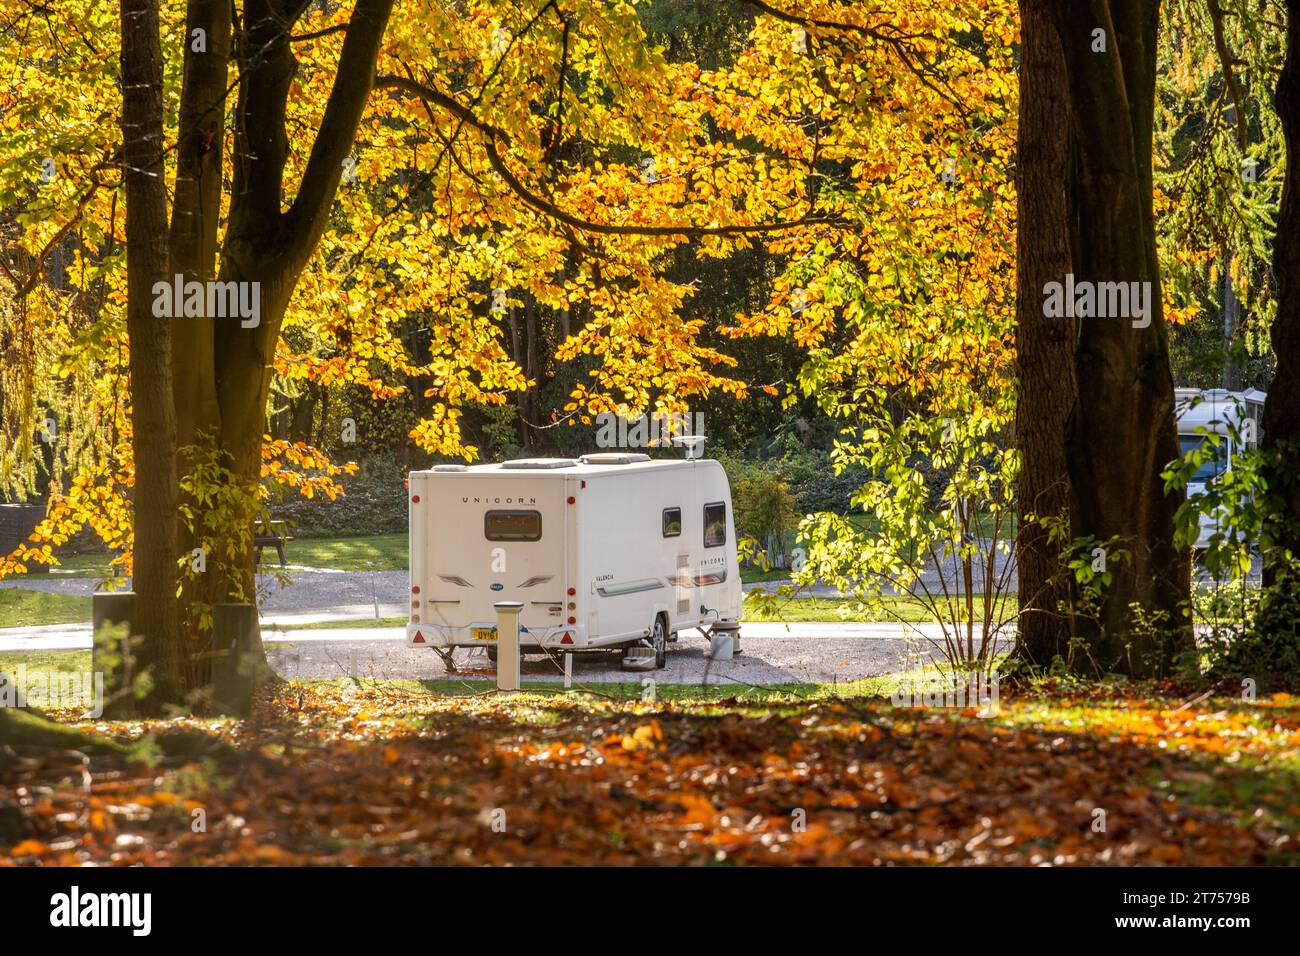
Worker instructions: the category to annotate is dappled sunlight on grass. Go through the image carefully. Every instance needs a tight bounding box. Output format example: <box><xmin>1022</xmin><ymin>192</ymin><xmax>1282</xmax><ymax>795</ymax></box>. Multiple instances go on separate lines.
<box><xmin>283</xmin><ymin>534</ymin><xmax>406</xmax><ymax>571</ymax></box>
<box><xmin>0</xmin><ymin>589</ymin><xmax>90</xmax><ymax>628</ymax></box>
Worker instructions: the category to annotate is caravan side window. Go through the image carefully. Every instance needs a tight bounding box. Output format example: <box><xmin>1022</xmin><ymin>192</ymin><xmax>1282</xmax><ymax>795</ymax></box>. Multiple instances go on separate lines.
<box><xmin>703</xmin><ymin>502</ymin><xmax>726</xmax><ymax>548</ymax></box>
<box><xmin>662</xmin><ymin>507</ymin><xmax>682</xmax><ymax>537</ymax></box>
<box><xmin>485</xmin><ymin>510</ymin><xmax>542</xmax><ymax>541</ymax></box>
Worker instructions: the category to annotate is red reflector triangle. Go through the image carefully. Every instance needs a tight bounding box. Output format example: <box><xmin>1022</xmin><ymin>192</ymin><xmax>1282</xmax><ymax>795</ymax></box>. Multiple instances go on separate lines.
<box><xmin>560</xmin><ymin>633</ymin><xmax>573</xmax><ymax>644</ymax></box>
<box><xmin>412</xmin><ymin>631</ymin><xmax>425</xmax><ymax>644</ymax></box>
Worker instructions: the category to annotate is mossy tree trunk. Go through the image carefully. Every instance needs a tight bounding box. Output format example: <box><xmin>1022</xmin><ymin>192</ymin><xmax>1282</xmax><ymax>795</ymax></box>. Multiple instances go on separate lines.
<box><xmin>1048</xmin><ymin>1</ymin><xmax>1194</xmax><ymax>675</ymax></box>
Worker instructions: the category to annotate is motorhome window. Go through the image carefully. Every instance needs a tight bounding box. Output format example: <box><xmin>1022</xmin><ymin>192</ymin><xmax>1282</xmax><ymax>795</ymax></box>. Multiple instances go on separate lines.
<box><xmin>485</xmin><ymin>510</ymin><xmax>542</xmax><ymax>541</ymax></box>
<box><xmin>1179</xmin><ymin>436</ymin><xmax>1228</xmax><ymax>482</ymax></box>
<box><xmin>662</xmin><ymin>508</ymin><xmax>682</xmax><ymax>537</ymax></box>
<box><xmin>703</xmin><ymin>502</ymin><xmax>726</xmax><ymax>548</ymax></box>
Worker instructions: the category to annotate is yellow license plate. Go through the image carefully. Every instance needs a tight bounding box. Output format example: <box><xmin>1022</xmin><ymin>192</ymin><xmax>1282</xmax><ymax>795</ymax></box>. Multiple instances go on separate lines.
<box><xmin>472</xmin><ymin>627</ymin><xmax>496</xmax><ymax>641</ymax></box>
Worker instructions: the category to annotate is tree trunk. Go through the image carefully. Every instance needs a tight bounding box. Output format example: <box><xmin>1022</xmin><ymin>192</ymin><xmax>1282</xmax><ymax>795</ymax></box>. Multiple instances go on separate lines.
<box><xmin>168</xmin><ymin>0</ymin><xmax>232</xmax><ymax>679</ymax></box>
<box><xmin>170</xmin><ymin>0</ymin><xmax>230</xmax><ymax>453</ymax></box>
<box><xmin>1263</xmin><ymin>0</ymin><xmax>1300</xmax><ymax>576</ymax></box>
<box><xmin>120</xmin><ymin>0</ymin><xmax>183</xmax><ymax>706</ymax></box>
<box><xmin>1050</xmin><ymin>1</ymin><xmax>1193</xmax><ymax>675</ymax></box>
<box><xmin>525</xmin><ymin>296</ymin><xmax>539</xmax><ymax>447</ymax></box>
<box><xmin>114</xmin><ymin>0</ymin><xmax>397</xmax><ymax>699</ymax></box>
<box><xmin>288</xmin><ymin>386</ymin><xmax>319</xmax><ymax>444</ymax></box>
<box><xmin>195</xmin><ymin>0</ymin><xmax>394</xmax><ymax>606</ymax></box>
<box><xmin>1012</xmin><ymin>0</ymin><xmax>1077</xmax><ymax>670</ymax></box>
<box><xmin>507</xmin><ymin>305</ymin><xmax>526</xmax><ymax>445</ymax></box>
<box><xmin>1222</xmin><ymin>250</ymin><xmax>1244</xmax><ymax>391</ymax></box>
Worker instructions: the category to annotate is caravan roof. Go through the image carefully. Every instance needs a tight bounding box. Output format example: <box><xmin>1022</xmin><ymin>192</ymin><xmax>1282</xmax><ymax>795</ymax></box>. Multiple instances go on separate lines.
<box><xmin>1175</xmin><ymin>388</ymin><xmax>1265</xmax><ymax>437</ymax></box>
<box><xmin>410</xmin><ymin>456</ymin><xmax>705</xmax><ymax>479</ymax></box>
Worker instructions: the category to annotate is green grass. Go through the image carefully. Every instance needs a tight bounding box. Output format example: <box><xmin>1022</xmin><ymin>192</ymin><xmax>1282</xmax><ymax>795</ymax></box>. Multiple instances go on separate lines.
<box><xmin>740</xmin><ymin>566</ymin><xmax>789</xmax><ymax>584</ymax></box>
<box><xmin>17</xmin><ymin>552</ymin><xmax>119</xmax><ymax>579</ymax></box>
<box><xmin>293</xmin><ymin>674</ymin><xmax>912</xmax><ymax>704</ymax></box>
<box><xmin>0</xmin><ymin>648</ymin><xmax>91</xmax><ymax>673</ymax></box>
<box><xmin>269</xmin><ymin>616</ymin><xmax>408</xmax><ymax>631</ymax></box>
<box><xmin>743</xmin><ymin>593</ymin><xmax>1019</xmax><ymax>624</ymax></box>
<box><xmin>0</xmin><ymin>588</ymin><xmax>91</xmax><ymax>628</ymax></box>
<box><xmin>1</xmin><ymin>534</ymin><xmax>408</xmax><ymax>580</ymax></box>
<box><xmin>284</xmin><ymin>533</ymin><xmax>407</xmax><ymax>570</ymax></box>
<box><xmin>424</xmin><ymin>676</ymin><xmax>910</xmax><ymax>703</ymax></box>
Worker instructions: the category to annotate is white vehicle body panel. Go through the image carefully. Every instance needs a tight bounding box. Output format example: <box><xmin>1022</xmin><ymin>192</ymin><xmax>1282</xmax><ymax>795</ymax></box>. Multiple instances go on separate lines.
<box><xmin>405</xmin><ymin>457</ymin><xmax>742</xmax><ymax>651</ymax></box>
<box><xmin>1174</xmin><ymin>388</ymin><xmax>1267</xmax><ymax>549</ymax></box>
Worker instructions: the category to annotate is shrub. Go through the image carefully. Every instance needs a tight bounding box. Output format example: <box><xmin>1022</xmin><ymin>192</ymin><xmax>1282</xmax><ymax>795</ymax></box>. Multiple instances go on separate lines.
<box><xmin>270</xmin><ymin>455</ymin><xmax>406</xmax><ymax>538</ymax></box>
<box><xmin>734</xmin><ymin>465</ymin><xmax>800</xmax><ymax>567</ymax></box>
<box><xmin>790</xmin><ymin>469</ymin><xmax>867</xmax><ymax>514</ymax></box>
<box><xmin>1207</xmin><ymin>566</ymin><xmax>1300</xmax><ymax>693</ymax></box>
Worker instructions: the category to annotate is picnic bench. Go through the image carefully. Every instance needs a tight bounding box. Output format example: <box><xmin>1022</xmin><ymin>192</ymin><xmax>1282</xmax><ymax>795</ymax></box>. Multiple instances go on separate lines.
<box><xmin>253</xmin><ymin>519</ymin><xmax>292</xmax><ymax>568</ymax></box>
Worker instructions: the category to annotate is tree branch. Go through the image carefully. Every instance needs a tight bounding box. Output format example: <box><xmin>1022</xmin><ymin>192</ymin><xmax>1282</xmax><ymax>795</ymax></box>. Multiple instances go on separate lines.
<box><xmin>283</xmin><ymin>0</ymin><xmax>396</xmax><ymax>271</ymax></box>
<box><xmin>375</xmin><ymin>74</ymin><xmax>846</xmax><ymax>238</ymax></box>
<box><xmin>3</xmin><ymin>174</ymin><xmax>107</xmax><ymax>296</ymax></box>
<box><xmin>292</xmin><ymin>21</ymin><xmax>350</xmax><ymax>43</ymax></box>
<box><xmin>737</xmin><ymin>0</ymin><xmax>968</xmax><ymax>116</ymax></box>
<box><xmin>1207</xmin><ymin>0</ymin><xmax>1250</xmax><ymax>152</ymax></box>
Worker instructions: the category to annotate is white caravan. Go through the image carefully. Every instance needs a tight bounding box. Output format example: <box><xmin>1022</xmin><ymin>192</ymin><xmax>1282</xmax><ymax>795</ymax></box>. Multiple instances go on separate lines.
<box><xmin>1175</xmin><ymin>387</ymin><xmax>1267</xmax><ymax>549</ymax></box>
<box><xmin>405</xmin><ymin>451</ymin><xmax>742</xmax><ymax>668</ymax></box>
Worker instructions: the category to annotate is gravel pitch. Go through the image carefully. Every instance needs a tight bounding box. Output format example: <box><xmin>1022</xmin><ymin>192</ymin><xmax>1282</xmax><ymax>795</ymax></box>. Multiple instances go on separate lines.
<box><xmin>264</xmin><ymin>626</ymin><xmax>1015</xmax><ymax>685</ymax></box>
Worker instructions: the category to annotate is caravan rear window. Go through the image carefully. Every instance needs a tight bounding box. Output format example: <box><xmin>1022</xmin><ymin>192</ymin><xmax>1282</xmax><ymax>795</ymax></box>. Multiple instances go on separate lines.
<box><xmin>1179</xmin><ymin>435</ymin><xmax>1228</xmax><ymax>482</ymax></box>
<box><xmin>703</xmin><ymin>502</ymin><xmax>726</xmax><ymax>548</ymax></box>
<box><xmin>662</xmin><ymin>508</ymin><xmax>682</xmax><ymax>537</ymax></box>
<box><xmin>485</xmin><ymin>510</ymin><xmax>542</xmax><ymax>541</ymax></box>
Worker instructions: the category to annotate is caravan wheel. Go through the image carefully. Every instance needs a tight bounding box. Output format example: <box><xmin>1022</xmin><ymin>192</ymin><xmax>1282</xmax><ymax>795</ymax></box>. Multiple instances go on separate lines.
<box><xmin>651</xmin><ymin>615</ymin><xmax>667</xmax><ymax>669</ymax></box>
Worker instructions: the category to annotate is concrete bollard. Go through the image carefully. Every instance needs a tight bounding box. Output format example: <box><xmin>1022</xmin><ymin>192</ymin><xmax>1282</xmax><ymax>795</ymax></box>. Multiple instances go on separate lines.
<box><xmin>91</xmin><ymin>592</ymin><xmax>138</xmax><ymax>718</ymax></box>
<box><xmin>494</xmin><ymin>601</ymin><xmax>524</xmax><ymax>692</ymax></box>
<box><xmin>211</xmin><ymin>603</ymin><xmax>269</xmax><ymax>716</ymax></box>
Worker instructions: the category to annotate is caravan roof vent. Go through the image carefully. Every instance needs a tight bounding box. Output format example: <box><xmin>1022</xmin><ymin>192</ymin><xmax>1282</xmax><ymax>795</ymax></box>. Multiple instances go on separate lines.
<box><xmin>580</xmin><ymin>453</ymin><xmax>651</xmax><ymax>465</ymax></box>
<box><xmin>500</xmin><ymin>458</ymin><xmax>579</xmax><ymax>470</ymax></box>
<box><xmin>431</xmin><ymin>464</ymin><xmax>469</xmax><ymax>473</ymax></box>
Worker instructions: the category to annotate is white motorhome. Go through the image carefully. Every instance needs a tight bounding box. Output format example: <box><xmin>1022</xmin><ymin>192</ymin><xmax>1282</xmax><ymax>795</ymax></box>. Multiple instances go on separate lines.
<box><xmin>1175</xmin><ymin>387</ymin><xmax>1267</xmax><ymax>549</ymax></box>
<box><xmin>405</xmin><ymin>450</ymin><xmax>742</xmax><ymax>668</ymax></box>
